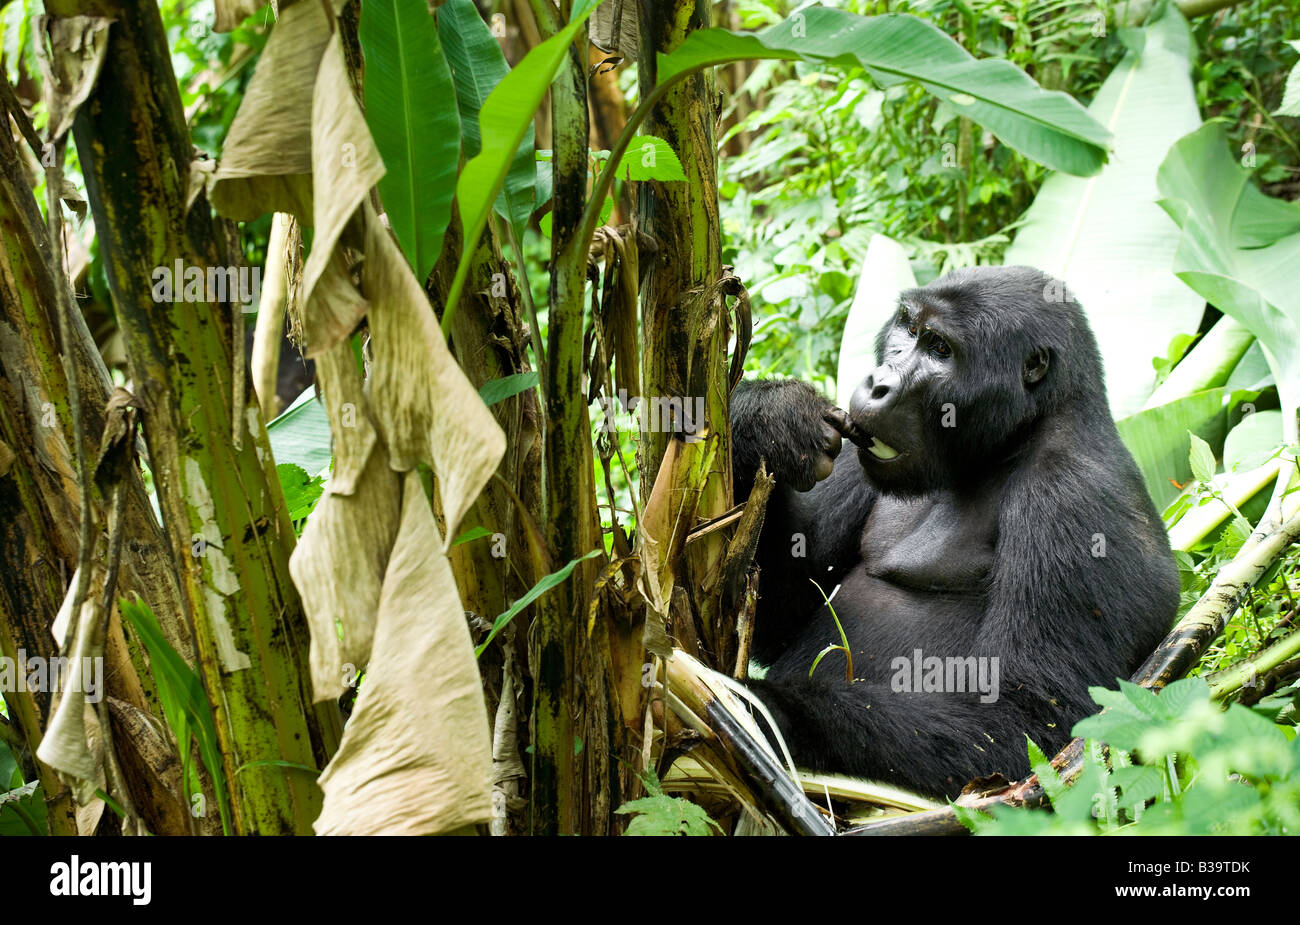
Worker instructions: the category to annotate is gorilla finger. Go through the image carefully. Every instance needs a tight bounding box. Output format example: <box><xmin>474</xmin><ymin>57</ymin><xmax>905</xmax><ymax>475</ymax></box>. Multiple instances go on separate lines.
<box><xmin>821</xmin><ymin>423</ymin><xmax>843</xmax><ymax>460</ymax></box>
<box><xmin>823</xmin><ymin>407</ymin><xmax>869</xmax><ymax>447</ymax></box>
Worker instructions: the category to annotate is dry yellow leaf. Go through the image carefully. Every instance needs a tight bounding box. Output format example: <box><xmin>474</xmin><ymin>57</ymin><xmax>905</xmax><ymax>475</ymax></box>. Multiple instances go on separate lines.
<box><xmin>298</xmin><ymin>29</ymin><xmax>385</xmax><ymax>344</ymax></box>
<box><xmin>208</xmin><ymin>0</ymin><xmax>329</xmax><ymax>222</ymax></box>
<box><xmin>34</xmin><ymin>15</ymin><xmax>111</xmax><ymax>143</ymax></box>
<box><xmin>299</xmin><ymin>244</ymin><xmax>369</xmax><ymax>358</ymax></box>
<box><xmin>314</xmin><ymin>471</ymin><xmax>492</xmax><ymax>834</ymax></box>
<box><xmin>311</xmin><ymin>337</ymin><xmax>377</xmax><ymax>495</ymax></box>
<box><xmin>362</xmin><ymin>202</ymin><xmax>505</xmax><ymax>543</ymax></box>
<box><xmin>288</xmin><ymin>443</ymin><xmax>400</xmax><ymax>702</ymax></box>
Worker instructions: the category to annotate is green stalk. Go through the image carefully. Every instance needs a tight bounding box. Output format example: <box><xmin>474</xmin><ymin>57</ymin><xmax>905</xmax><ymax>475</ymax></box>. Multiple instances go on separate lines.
<box><xmin>1208</xmin><ymin>626</ymin><xmax>1300</xmax><ymax>700</ymax></box>
<box><xmin>1167</xmin><ymin>457</ymin><xmax>1283</xmax><ymax>551</ymax></box>
<box><xmin>532</xmin><ymin>14</ymin><xmax>601</xmax><ymax>836</ymax></box>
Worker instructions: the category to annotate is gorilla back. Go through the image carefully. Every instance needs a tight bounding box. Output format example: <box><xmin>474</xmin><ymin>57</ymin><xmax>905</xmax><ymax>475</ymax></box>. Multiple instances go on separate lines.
<box><xmin>732</xmin><ymin>265</ymin><xmax>1177</xmax><ymax>799</ymax></box>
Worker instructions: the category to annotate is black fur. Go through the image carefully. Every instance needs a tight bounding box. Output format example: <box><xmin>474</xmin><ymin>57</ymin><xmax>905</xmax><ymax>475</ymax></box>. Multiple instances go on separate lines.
<box><xmin>732</xmin><ymin>266</ymin><xmax>1178</xmax><ymax>799</ymax></box>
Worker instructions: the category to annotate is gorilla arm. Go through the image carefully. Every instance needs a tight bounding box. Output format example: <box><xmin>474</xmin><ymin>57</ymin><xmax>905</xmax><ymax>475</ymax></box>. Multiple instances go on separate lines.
<box><xmin>731</xmin><ymin>379</ymin><xmax>876</xmax><ymax>662</ymax></box>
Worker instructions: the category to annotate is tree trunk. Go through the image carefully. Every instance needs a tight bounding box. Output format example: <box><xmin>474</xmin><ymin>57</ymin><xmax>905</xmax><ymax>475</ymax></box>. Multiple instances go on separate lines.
<box><xmin>636</xmin><ymin>0</ymin><xmax>735</xmax><ymax>664</ymax></box>
<box><xmin>46</xmin><ymin>0</ymin><xmax>341</xmax><ymax>834</ymax></box>
<box><xmin>0</xmin><ymin>112</ymin><xmax>199</xmax><ymax>834</ymax></box>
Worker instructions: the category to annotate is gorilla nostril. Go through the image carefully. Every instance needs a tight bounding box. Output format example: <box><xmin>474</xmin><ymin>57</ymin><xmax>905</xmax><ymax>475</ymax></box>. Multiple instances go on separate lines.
<box><xmin>870</xmin><ymin>383</ymin><xmax>890</xmax><ymax>400</ymax></box>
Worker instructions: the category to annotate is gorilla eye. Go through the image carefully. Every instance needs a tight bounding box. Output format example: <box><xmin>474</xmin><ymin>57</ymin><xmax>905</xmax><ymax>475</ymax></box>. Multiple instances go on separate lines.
<box><xmin>906</xmin><ymin>320</ymin><xmax>919</xmax><ymax>337</ymax></box>
<box><xmin>932</xmin><ymin>338</ymin><xmax>952</xmax><ymax>359</ymax></box>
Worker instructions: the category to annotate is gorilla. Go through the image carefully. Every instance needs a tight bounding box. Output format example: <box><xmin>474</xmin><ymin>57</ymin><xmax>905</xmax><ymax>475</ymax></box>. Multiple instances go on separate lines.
<box><xmin>732</xmin><ymin>265</ymin><xmax>1178</xmax><ymax>799</ymax></box>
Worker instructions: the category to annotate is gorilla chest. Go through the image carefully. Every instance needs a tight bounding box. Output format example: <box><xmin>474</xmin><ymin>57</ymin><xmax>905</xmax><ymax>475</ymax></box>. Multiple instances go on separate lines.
<box><xmin>861</xmin><ymin>492</ymin><xmax>997</xmax><ymax>593</ymax></box>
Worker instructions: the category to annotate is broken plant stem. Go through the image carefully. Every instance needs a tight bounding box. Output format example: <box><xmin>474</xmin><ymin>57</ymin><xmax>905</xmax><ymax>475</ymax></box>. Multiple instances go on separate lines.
<box><xmin>1136</xmin><ymin>506</ymin><xmax>1300</xmax><ymax>688</ymax></box>
<box><xmin>1208</xmin><ymin>625</ymin><xmax>1300</xmax><ymax>701</ymax></box>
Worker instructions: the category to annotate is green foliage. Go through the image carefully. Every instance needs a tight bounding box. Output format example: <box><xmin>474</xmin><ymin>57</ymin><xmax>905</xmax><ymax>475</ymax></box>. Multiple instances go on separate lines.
<box><xmin>0</xmin><ymin>727</ymin><xmax>48</xmax><ymax>835</ymax></box>
<box><xmin>478</xmin><ymin>371</ymin><xmax>540</xmax><ymax>407</ymax></box>
<box><xmin>612</xmin><ymin>135</ymin><xmax>688</xmax><ymax>182</ymax></box>
<box><xmin>1159</xmin><ymin>121</ymin><xmax>1300</xmax><ymax>434</ymax></box>
<box><xmin>0</xmin><ymin>782</ymin><xmax>48</xmax><ymax>836</ymax></box>
<box><xmin>959</xmin><ymin>678</ymin><xmax>1300</xmax><ymax>835</ymax></box>
<box><xmin>120</xmin><ymin>598</ymin><xmax>233</xmax><ymax>835</ymax></box>
<box><xmin>660</xmin><ymin>8</ymin><xmax>1112</xmax><ymax>174</ymax></box>
<box><xmin>276</xmin><ymin>463</ymin><xmax>325</xmax><ymax>530</ymax></box>
<box><xmin>442</xmin><ymin>0</ymin><xmax>606</xmax><ymax>335</ymax></box>
<box><xmin>617</xmin><ymin>770</ymin><xmax>722</xmax><ymax>836</ymax></box>
<box><xmin>438</xmin><ymin>0</ymin><xmax>536</xmax><ymax>240</ymax></box>
<box><xmin>360</xmin><ymin>0</ymin><xmax>461</xmax><ymax>283</ymax></box>
<box><xmin>1191</xmin><ymin>2</ymin><xmax>1300</xmax><ymax>187</ymax></box>
<box><xmin>1179</xmin><ymin>535</ymin><xmax>1300</xmax><ymax>679</ymax></box>
<box><xmin>266</xmin><ymin>388</ymin><xmax>332</xmax><ymax>478</ymax></box>
<box><xmin>1152</xmin><ymin>332</ymin><xmax>1200</xmax><ymax>388</ymax></box>
<box><xmin>808</xmin><ymin>578</ymin><xmax>854</xmax><ymax>681</ymax></box>
<box><xmin>475</xmin><ymin>549</ymin><xmax>605</xmax><ymax>657</ymax></box>
<box><xmin>1188</xmin><ymin>431</ymin><xmax>1218</xmax><ymax>484</ymax></box>
<box><xmin>1278</xmin><ymin>40</ymin><xmax>1300</xmax><ymax>118</ymax></box>
<box><xmin>1116</xmin><ymin>388</ymin><xmax>1230</xmax><ymax>511</ymax></box>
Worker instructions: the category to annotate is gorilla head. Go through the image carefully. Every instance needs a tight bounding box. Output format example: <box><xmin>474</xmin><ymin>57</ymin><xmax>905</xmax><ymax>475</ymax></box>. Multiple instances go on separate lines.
<box><xmin>848</xmin><ymin>266</ymin><xmax>1103</xmax><ymax>494</ymax></box>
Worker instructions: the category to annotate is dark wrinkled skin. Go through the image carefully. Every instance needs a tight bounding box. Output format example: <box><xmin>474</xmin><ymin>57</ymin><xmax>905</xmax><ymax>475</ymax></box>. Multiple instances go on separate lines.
<box><xmin>731</xmin><ymin>266</ymin><xmax>1177</xmax><ymax>799</ymax></box>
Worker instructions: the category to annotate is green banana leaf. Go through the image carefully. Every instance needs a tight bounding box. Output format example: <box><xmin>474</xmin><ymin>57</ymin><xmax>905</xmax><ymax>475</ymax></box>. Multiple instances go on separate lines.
<box><xmin>267</xmin><ymin>386</ymin><xmax>332</xmax><ymax>478</ymax></box>
<box><xmin>442</xmin><ymin>0</ymin><xmax>605</xmax><ymax>334</ymax></box>
<box><xmin>1157</xmin><ymin>122</ymin><xmax>1300</xmax><ymax>443</ymax></box>
<box><xmin>658</xmin><ymin>8</ymin><xmax>1111</xmax><ymax>176</ymax></box>
<box><xmin>438</xmin><ymin>0</ymin><xmax>536</xmax><ymax>240</ymax></box>
<box><xmin>360</xmin><ymin>0</ymin><xmax>461</xmax><ymax>283</ymax></box>
<box><xmin>1004</xmin><ymin>5</ymin><xmax>1205</xmax><ymax>419</ymax></box>
<box><xmin>1116</xmin><ymin>387</ymin><xmax>1229</xmax><ymax>510</ymax></box>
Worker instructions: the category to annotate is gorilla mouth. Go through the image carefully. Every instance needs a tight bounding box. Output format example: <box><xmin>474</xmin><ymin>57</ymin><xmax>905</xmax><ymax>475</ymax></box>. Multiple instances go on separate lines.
<box><xmin>866</xmin><ymin>437</ymin><xmax>900</xmax><ymax>460</ymax></box>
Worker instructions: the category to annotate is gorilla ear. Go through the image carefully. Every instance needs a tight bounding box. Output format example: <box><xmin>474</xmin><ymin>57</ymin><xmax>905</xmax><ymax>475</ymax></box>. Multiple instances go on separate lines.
<box><xmin>1023</xmin><ymin>348</ymin><xmax>1050</xmax><ymax>386</ymax></box>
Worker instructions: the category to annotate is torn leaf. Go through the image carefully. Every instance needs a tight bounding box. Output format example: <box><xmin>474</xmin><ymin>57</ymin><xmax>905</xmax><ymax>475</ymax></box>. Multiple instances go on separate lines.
<box><xmin>315</xmin><ymin>470</ymin><xmax>492</xmax><ymax>834</ymax></box>
<box><xmin>208</xmin><ymin>0</ymin><xmax>329</xmax><ymax>222</ymax></box>
<box><xmin>362</xmin><ymin>201</ymin><xmax>505</xmax><ymax>542</ymax></box>
<box><xmin>288</xmin><ymin>444</ymin><xmax>401</xmax><ymax>701</ymax></box>
<box><xmin>34</xmin><ymin>15</ymin><xmax>112</xmax><ymax>143</ymax></box>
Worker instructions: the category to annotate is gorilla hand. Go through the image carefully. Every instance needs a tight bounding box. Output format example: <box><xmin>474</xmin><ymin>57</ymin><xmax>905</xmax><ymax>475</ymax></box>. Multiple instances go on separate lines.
<box><xmin>731</xmin><ymin>380</ymin><xmax>845</xmax><ymax>493</ymax></box>
<box><xmin>822</xmin><ymin>405</ymin><xmax>870</xmax><ymax>450</ymax></box>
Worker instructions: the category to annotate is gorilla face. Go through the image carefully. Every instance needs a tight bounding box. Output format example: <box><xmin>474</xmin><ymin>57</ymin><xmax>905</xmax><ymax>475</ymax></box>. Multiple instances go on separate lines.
<box><xmin>846</xmin><ymin>268</ymin><xmax>1063</xmax><ymax>495</ymax></box>
<box><xmin>847</xmin><ymin>306</ymin><xmax>954</xmax><ymax>493</ymax></box>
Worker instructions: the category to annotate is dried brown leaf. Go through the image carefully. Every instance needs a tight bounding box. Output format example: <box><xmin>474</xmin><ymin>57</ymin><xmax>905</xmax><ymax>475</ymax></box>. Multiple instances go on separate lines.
<box><xmin>34</xmin><ymin>15</ymin><xmax>112</xmax><ymax>142</ymax></box>
<box><xmin>314</xmin><ymin>471</ymin><xmax>492</xmax><ymax>834</ymax></box>
<box><xmin>208</xmin><ymin>0</ymin><xmax>329</xmax><ymax>222</ymax></box>
<box><xmin>298</xmin><ymin>30</ymin><xmax>384</xmax><ymax>335</ymax></box>
<box><xmin>299</xmin><ymin>244</ymin><xmax>369</xmax><ymax>358</ymax></box>
<box><xmin>312</xmin><ymin>338</ymin><xmax>377</xmax><ymax>495</ymax></box>
<box><xmin>363</xmin><ymin>203</ymin><xmax>505</xmax><ymax>543</ymax></box>
<box><xmin>288</xmin><ymin>443</ymin><xmax>401</xmax><ymax>701</ymax></box>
